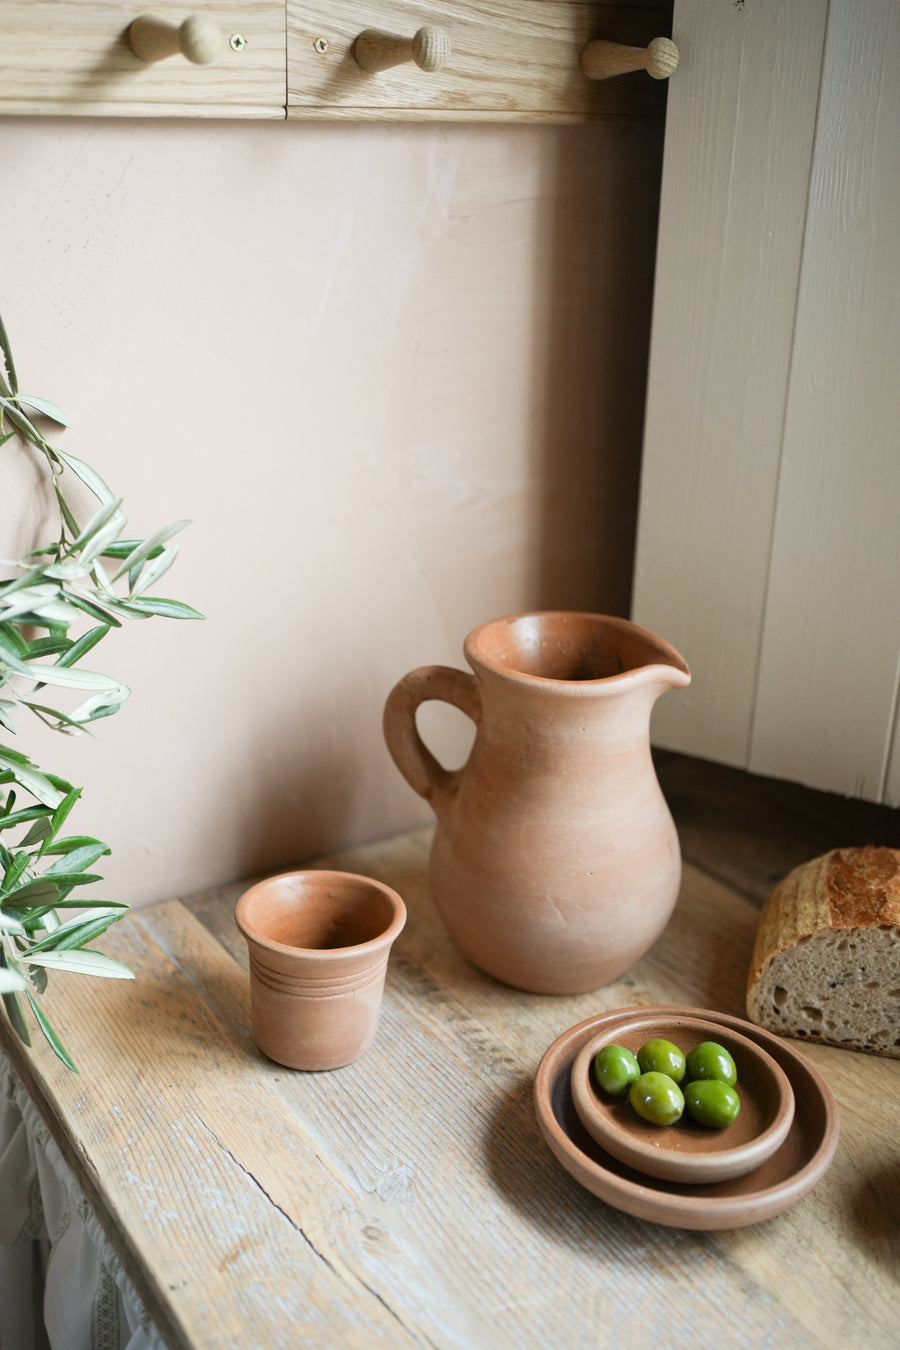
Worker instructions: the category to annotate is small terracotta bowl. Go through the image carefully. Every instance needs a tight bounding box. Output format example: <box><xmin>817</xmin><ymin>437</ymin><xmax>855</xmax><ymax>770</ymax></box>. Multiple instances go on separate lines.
<box><xmin>570</xmin><ymin>1011</ymin><xmax>795</xmax><ymax>1184</ymax></box>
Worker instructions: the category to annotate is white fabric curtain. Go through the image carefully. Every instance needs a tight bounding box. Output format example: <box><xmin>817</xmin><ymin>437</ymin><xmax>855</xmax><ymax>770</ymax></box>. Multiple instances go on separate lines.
<box><xmin>0</xmin><ymin>1050</ymin><xmax>165</xmax><ymax>1350</ymax></box>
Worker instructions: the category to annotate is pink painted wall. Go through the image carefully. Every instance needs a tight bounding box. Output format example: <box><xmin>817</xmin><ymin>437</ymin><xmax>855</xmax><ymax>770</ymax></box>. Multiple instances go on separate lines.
<box><xmin>1</xmin><ymin>115</ymin><xmax>663</xmax><ymax>906</ymax></box>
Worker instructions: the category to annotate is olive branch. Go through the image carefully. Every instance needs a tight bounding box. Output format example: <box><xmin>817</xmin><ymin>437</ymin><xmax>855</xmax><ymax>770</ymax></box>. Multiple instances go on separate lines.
<box><xmin>0</xmin><ymin>310</ymin><xmax>201</xmax><ymax>1070</ymax></box>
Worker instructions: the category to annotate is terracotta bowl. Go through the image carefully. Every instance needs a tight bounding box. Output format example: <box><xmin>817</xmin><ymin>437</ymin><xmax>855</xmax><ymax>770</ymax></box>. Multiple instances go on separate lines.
<box><xmin>534</xmin><ymin>1005</ymin><xmax>839</xmax><ymax>1230</ymax></box>
<box><xmin>570</xmin><ymin>1012</ymin><xmax>795</xmax><ymax>1184</ymax></box>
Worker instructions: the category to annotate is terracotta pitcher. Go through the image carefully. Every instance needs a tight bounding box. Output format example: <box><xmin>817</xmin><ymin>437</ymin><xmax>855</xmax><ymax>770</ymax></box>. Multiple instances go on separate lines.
<box><xmin>383</xmin><ymin>612</ymin><xmax>690</xmax><ymax>994</ymax></box>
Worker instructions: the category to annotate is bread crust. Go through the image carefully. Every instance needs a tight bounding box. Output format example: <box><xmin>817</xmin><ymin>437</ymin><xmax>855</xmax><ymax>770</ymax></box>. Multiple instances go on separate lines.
<box><xmin>749</xmin><ymin>846</ymin><xmax>900</xmax><ymax>974</ymax></box>
<box><xmin>746</xmin><ymin>846</ymin><xmax>900</xmax><ymax>1059</ymax></box>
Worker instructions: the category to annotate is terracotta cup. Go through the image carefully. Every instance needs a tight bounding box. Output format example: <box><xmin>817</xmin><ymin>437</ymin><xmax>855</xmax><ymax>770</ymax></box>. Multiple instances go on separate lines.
<box><xmin>234</xmin><ymin>870</ymin><xmax>407</xmax><ymax>1071</ymax></box>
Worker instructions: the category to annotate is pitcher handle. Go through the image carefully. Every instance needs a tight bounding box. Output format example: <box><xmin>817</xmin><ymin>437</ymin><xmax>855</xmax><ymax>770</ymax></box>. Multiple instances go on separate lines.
<box><xmin>383</xmin><ymin>665</ymin><xmax>481</xmax><ymax>813</ymax></box>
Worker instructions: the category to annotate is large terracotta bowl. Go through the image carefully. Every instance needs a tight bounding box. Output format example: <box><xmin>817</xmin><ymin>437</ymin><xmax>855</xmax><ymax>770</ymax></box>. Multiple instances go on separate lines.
<box><xmin>535</xmin><ymin>1005</ymin><xmax>839</xmax><ymax>1230</ymax></box>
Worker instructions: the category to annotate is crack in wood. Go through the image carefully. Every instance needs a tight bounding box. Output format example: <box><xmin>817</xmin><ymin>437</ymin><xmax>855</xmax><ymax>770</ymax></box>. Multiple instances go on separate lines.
<box><xmin>192</xmin><ymin>1113</ymin><xmax>434</xmax><ymax>1347</ymax></box>
<box><xmin>192</xmin><ymin>1112</ymin><xmax>319</xmax><ymax>1244</ymax></box>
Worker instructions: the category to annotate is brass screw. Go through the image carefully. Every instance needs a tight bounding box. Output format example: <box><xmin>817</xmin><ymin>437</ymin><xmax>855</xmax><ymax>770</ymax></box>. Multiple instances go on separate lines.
<box><xmin>230</xmin><ymin>33</ymin><xmax>246</xmax><ymax>52</ymax></box>
<box><xmin>314</xmin><ymin>38</ymin><xmax>328</xmax><ymax>54</ymax></box>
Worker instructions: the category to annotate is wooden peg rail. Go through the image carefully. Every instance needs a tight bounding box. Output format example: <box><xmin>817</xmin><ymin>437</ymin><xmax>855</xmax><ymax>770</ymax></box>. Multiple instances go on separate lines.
<box><xmin>0</xmin><ymin>1</ymin><xmax>676</xmax><ymax>121</ymax></box>
<box><xmin>288</xmin><ymin>0</ymin><xmax>675</xmax><ymax>123</ymax></box>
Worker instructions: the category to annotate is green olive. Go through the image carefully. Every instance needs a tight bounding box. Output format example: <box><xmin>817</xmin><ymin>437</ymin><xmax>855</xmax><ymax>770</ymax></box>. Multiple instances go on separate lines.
<box><xmin>593</xmin><ymin>1043</ymin><xmax>642</xmax><ymax>1096</ymax></box>
<box><xmin>685</xmin><ymin>1040</ymin><xmax>738</xmax><ymax>1087</ymax></box>
<box><xmin>636</xmin><ymin>1038</ymin><xmax>686</xmax><ymax>1084</ymax></box>
<box><xmin>629</xmin><ymin>1071</ymin><xmax>685</xmax><ymax>1126</ymax></box>
<box><xmin>684</xmin><ymin>1079</ymin><xmax>741</xmax><ymax>1128</ymax></box>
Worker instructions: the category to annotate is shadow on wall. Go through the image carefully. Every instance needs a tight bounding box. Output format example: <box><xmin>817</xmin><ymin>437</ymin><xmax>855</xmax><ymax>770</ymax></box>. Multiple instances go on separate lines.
<box><xmin>227</xmin><ymin>116</ymin><xmax>670</xmax><ymax>882</ymax></box>
<box><xmin>0</xmin><ymin>111</ymin><xmax>667</xmax><ymax>904</ymax></box>
<box><xmin>535</xmin><ymin>114</ymin><xmax>665</xmax><ymax>616</ymax></box>
<box><xmin>230</xmin><ymin>692</ymin><xmax>386</xmax><ymax>884</ymax></box>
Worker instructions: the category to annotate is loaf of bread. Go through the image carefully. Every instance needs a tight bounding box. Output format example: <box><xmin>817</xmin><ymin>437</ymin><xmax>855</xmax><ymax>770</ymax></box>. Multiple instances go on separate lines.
<box><xmin>746</xmin><ymin>845</ymin><xmax>900</xmax><ymax>1058</ymax></box>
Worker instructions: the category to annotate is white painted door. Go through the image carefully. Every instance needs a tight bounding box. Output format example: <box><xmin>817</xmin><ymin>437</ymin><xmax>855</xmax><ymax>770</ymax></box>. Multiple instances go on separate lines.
<box><xmin>632</xmin><ymin>0</ymin><xmax>900</xmax><ymax>805</ymax></box>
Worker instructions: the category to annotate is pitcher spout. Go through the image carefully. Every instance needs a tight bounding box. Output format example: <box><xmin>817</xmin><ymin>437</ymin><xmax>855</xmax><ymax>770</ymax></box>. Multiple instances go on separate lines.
<box><xmin>653</xmin><ymin>659</ymin><xmax>691</xmax><ymax>694</ymax></box>
<box><xmin>625</xmin><ymin>624</ymin><xmax>691</xmax><ymax>693</ymax></box>
<box><xmin>609</xmin><ymin>620</ymin><xmax>690</xmax><ymax>718</ymax></box>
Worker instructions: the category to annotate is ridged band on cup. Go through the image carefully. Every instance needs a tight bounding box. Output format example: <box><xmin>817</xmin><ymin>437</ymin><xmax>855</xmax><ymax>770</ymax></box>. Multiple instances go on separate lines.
<box><xmin>247</xmin><ymin>949</ymin><xmax>389</xmax><ymax>998</ymax></box>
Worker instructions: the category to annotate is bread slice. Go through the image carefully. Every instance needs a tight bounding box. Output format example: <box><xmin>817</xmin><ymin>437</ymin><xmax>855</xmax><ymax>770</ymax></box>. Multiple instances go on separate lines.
<box><xmin>746</xmin><ymin>845</ymin><xmax>900</xmax><ymax>1059</ymax></box>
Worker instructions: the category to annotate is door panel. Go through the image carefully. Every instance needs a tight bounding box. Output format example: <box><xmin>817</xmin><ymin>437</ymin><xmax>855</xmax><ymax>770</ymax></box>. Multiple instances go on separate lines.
<box><xmin>634</xmin><ymin>0</ymin><xmax>900</xmax><ymax>804</ymax></box>
<box><xmin>631</xmin><ymin>0</ymin><xmax>827</xmax><ymax>766</ymax></box>
<box><xmin>748</xmin><ymin>0</ymin><xmax>900</xmax><ymax>802</ymax></box>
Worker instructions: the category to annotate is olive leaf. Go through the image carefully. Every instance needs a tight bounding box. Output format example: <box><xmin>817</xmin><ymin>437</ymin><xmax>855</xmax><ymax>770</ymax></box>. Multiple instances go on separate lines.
<box><xmin>16</xmin><ymin>394</ymin><xmax>71</xmax><ymax>426</ymax></box>
<box><xmin>0</xmin><ymin>309</ymin><xmax>202</xmax><ymax>1070</ymax></box>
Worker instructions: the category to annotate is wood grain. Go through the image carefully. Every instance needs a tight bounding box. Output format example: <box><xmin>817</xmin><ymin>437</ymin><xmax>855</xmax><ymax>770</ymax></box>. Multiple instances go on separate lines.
<box><xmin>2</xmin><ymin>818</ymin><xmax>897</xmax><ymax>1349</ymax></box>
<box><xmin>288</xmin><ymin>1</ymin><xmax>672</xmax><ymax>122</ymax></box>
<box><xmin>2</xmin><ymin>913</ymin><xmax>422</xmax><ymax>1350</ymax></box>
<box><xmin>0</xmin><ymin>1</ymin><xmax>285</xmax><ymax>117</ymax></box>
<box><xmin>0</xmin><ymin>0</ymin><xmax>672</xmax><ymax>122</ymax></box>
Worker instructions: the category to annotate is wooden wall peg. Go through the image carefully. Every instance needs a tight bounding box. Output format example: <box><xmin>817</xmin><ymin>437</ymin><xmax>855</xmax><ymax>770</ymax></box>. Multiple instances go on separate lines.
<box><xmin>581</xmin><ymin>36</ymin><xmax>679</xmax><ymax>81</ymax></box>
<box><xmin>353</xmin><ymin>27</ymin><xmax>451</xmax><ymax>75</ymax></box>
<box><xmin>128</xmin><ymin>14</ymin><xmax>223</xmax><ymax>65</ymax></box>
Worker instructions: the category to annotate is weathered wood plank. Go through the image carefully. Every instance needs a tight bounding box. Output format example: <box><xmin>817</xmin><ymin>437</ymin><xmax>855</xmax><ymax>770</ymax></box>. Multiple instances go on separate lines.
<box><xmin>2</xmin><ymin>920</ymin><xmax>424</xmax><ymax>1350</ymax></box>
<box><xmin>3</xmin><ymin>821</ymin><xmax>898</xmax><ymax>1349</ymax></box>
<box><xmin>162</xmin><ymin>883</ymin><xmax>820</xmax><ymax>1350</ymax></box>
<box><xmin>179</xmin><ymin>833</ymin><xmax>898</xmax><ymax>1349</ymax></box>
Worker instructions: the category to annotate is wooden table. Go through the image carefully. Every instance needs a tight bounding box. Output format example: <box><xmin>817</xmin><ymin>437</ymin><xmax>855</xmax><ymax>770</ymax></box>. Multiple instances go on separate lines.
<box><xmin>1</xmin><ymin>824</ymin><xmax>897</xmax><ymax>1350</ymax></box>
